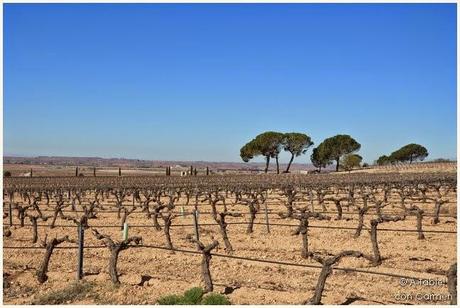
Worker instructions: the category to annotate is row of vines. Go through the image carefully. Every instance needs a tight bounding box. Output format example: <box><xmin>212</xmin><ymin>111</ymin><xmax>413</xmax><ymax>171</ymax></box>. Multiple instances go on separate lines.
<box><xmin>3</xmin><ymin>172</ymin><xmax>457</xmax><ymax>304</ymax></box>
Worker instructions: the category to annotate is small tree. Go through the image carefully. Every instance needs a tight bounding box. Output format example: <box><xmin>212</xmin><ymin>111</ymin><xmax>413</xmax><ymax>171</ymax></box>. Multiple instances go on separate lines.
<box><xmin>310</xmin><ymin>147</ymin><xmax>331</xmax><ymax>173</ymax></box>
<box><xmin>3</xmin><ymin>171</ymin><xmax>11</xmax><ymax>177</ymax></box>
<box><xmin>240</xmin><ymin>142</ymin><xmax>258</xmax><ymax>163</ymax></box>
<box><xmin>390</xmin><ymin>143</ymin><xmax>428</xmax><ymax>164</ymax></box>
<box><xmin>342</xmin><ymin>154</ymin><xmax>362</xmax><ymax>172</ymax></box>
<box><xmin>316</xmin><ymin>135</ymin><xmax>361</xmax><ymax>172</ymax></box>
<box><xmin>240</xmin><ymin>131</ymin><xmax>284</xmax><ymax>173</ymax></box>
<box><xmin>282</xmin><ymin>133</ymin><xmax>313</xmax><ymax>173</ymax></box>
<box><xmin>376</xmin><ymin>155</ymin><xmax>392</xmax><ymax>166</ymax></box>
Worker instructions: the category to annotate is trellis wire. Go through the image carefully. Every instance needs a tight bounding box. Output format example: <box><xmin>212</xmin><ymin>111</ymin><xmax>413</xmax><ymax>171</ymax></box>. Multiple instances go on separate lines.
<box><xmin>3</xmin><ymin>244</ymin><xmax>446</xmax><ymax>281</ymax></box>
<box><xmin>4</xmin><ymin>221</ymin><xmax>456</xmax><ymax>233</ymax></box>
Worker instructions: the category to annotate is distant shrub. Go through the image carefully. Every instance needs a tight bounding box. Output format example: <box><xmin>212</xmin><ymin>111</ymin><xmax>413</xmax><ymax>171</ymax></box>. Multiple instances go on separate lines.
<box><xmin>32</xmin><ymin>282</ymin><xmax>94</xmax><ymax>304</ymax></box>
<box><xmin>157</xmin><ymin>287</ymin><xmax>230</xmax><ymax>305</ymax></box>
<box><xmin>157</xmin><ymin>295</ymin><xmax>184</xmax><ymax>305</ymax></box>
<box><xmin>78</xmin><ymin>173</ymin><xmax>85</xmax><ymax>177</ymax></box>
<box><xmin>183</xmin><ymin>287</ymin><xmax>204</xmax><ymax>304</ymax></box>
<box><xmin>3</xmin><ymin>171</ymin><xmax>11</xmax><ymax>177</ymax></box>
<box><xmin>202</xmin><ymin>293</ymin><xmax>231</xmax><ymax>305</ymax></box>
<box><xmin>432</xmin><ymin>158</ymin><xmax>452</xmax><ymax>163</ymax></box>
<box><xmin>362</xmin><ymin>163</ymin><xmax>369</xmax><ymax>168</ymax></box>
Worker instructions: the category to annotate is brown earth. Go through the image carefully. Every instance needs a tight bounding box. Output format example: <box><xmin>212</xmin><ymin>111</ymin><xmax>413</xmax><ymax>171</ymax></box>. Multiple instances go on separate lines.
<box><xmin>2</xmin><ymin>189</ymin><xmax>457</xmax><ymax>305</ymax></box>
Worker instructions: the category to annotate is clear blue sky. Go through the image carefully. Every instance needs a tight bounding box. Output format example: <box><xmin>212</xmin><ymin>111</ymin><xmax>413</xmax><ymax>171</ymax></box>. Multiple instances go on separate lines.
<box><xmin>4</xmin><ymin>3</ymin><xmax>457</xmax><ymax>163</ymax></box>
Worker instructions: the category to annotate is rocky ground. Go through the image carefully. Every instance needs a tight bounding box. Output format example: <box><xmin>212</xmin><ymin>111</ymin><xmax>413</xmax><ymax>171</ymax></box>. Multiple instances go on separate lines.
<box><xmin>3</xmin><ymin>192</ymin><xmax>457</xmax><ymax>305</ymax></box>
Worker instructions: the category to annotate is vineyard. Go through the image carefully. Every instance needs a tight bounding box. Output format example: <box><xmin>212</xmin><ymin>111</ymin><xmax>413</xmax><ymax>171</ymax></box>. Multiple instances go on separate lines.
<box><xmin>2</xmin><ymin>172</ymin><xmax>457</xmax><ymax>304</ymax></box>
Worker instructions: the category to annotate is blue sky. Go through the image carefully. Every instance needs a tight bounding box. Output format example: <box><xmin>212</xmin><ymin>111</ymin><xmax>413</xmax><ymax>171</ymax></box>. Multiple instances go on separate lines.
<box><xmin>4</xmin><ymin>3</ymin><xmax>457</xmax><ymax>163</ymax></box>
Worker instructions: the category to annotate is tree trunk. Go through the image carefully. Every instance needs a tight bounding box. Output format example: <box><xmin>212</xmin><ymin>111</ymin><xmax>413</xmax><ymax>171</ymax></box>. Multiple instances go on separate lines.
<box><xmin>285</xmin><ymin>154</ymin><xmax>295</xmax><ymax>173</ymax></box>
<box><xmin>300</xmin><ymin>220</ymin><xmax>309</xmax><ymax>258</ymax></box>
<box><xmin>310</xmin><ymin>191</ymin><xmax>315</xmax><ymax>212</ymax></box>
<box><xmin>218</xmin><ymin>221</ymin><xmax>232</xmax><ymax>253</ymax></box>
<box><xmin>152</xmin><ymin>212</ymin><xmax>162</xmax><ymax>231</ymax></box>
<box><xmin>246</xmin><ymin>207</ymin><xmax>256</xmax><ymax>234</ymax></box>
<box><xmin>264</xmin><ymin>156</ymin><xmax>270</xmax><ymax>173</ymax></box>
<box><xmin>109</xmin><ymin>248</ymin><xmax>121</xmax><ymax>284</ymax></box>
<box><xmin>307</xmin><ymin>265</ymin><xmax>333</xmax><ymax>304</ymax></box>
<box><xmin>415</xmin><ymin>210</ymin><xmax>425</xmax><ymax>240</ymax></box>
<box><xmin>275</xmin><ymin>155</ymin><xmax>280</xmax><ymax>174</ymax></box>
<box><xmin>37</xmin><ymin>238</ymin><xmax>71</xmax><ymax>283</ymax></box>
<box><xmin>320</xmin><ymin>197</ymin><xmax>327</xmax><ymax>212</ymax></box>
<box><xmin>164</xmin><ymin>221</ymin><xmax>173</xmax><ymax>250</ymax></box>
<box><xmin>354</xmin><ymin>208</ymin><xmax>365</xmax><ymax>238</ymax></box>
<box><xmin>202</xmin><ymin>254</ymin><xmax>214</xmax><ymax>292</ymax></box>
<box><xmin>433</xmin><ymin>200</ymin><xmax>442</xmax><ymax>224</ymax></box>
<box><xmin>31</xmin><ymin>217</ymin><xmax>38</xmax><ymax>243</ymax></box>
<box><xmin>285</xmin><ymin>205</ymin><xmax>293</xmax><ymax>218</ymax></box>
<box><xmin>383</xmin><ymin>189</ymin><xmax>388</xmax><ymax>203</ymax></box>
<box><xmin>37</xmin><ymin>245</ymin><xmax>55</xmax><ymax>283</ymax></box>
<box><xmin>50</xmin><ymin>210</ymin><xmax>59</xmax><ymax>229</ymax></box>
<box><xmin>291</xmin><ymin>220</ymin><xmax>301</xmax><ymax>235</ymax></box>
<box><xmin>19</xmin><ymin>213</ymin><xmax>25</xmax><ymax>227</ymax></box>
<box><xmin>335</xmin><ymin>157</ymin><xmax>340</xmax><ymax>172</ymax></box>
<box><xmin>370</xmin><ymin>220</ymin><xmax>382</xmax><ymax>266</ymax></box>
<box><xmin>334</xmin><ymin>201</ymin><xmax>343</xmax><ymax>220</ymax></box>
<box><xmin>375</xmin><ymin>203</ymin><xmax>383</xmax><ymax>217</ymax></box>
<box><xmin>447</xmin><ymin>263</ymin><xmax>457</xmax><ymax>305</ymax></box>
<box><xmin>221</xmin><ymin>229</ymin><xmax>232</xmax><ymax>253</ymax></box>
<box><xmin>399</xmin><ymin>196</ymin><xmax>408</xmax><ymax>213</ymax></box>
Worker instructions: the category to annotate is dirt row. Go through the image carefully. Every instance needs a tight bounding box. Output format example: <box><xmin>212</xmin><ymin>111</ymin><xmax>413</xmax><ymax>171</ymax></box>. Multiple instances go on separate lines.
<box><xmin>3</xmin><ymin>195</ymin><xmax>457</xmax><ymax>305</ymax></box>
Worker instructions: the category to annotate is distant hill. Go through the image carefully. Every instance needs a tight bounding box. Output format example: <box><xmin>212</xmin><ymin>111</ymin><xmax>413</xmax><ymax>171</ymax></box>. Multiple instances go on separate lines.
<box><xmin>3</xmin><ymin>155</ymin><xmax>317</xmax><ymax>172</ymax></box>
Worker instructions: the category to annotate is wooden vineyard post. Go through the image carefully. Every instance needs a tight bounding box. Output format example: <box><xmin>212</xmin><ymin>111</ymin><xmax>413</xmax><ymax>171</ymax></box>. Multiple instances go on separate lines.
<box><xmin>265</xmin><ymin>190</ymin><xmax>270</xmax><ymax>233</ymax></box>
<box><xmin>75</xmin><ymin>167</ymin><xmax>79</xmax><ymax>177</ymax></box>
<box><xmin>9</xmin><ymin>192</ymin><xmax>13</xmax><ymax>227</ymax></box>
<box><xmin>447</xmin><ymin>263</ymin><xmax>457</xmax><ymax>305</ymax></box>
<box><xmin>193</xmin><ymin>209</ymin><xmax>200</xmax><ymax>242</ymax></box>
<box><xmin>93</xmin><ymin>167</ymin><xmax>96</xmax><ymax>177</ymax></box>
<box><xmin>206</xmin><ymin>166</ymin><xmax>209</xmax><ymax>176</ymax></box>
<box><xmin>190</xmin><ymin>166</ymin><xmax>193</xmax><ymax>175</ymax></box>
<box><xmin>310</xmin><ymin>190</ymin><xmax>314</xmax><ymax>212</ymax></box>
<box><xmin>77</xmin><ymin>224</ymin><xmax>84</xmax><ymax>280</ymax></box>
<box><xmin>30</xmin><ymin>168</ymin><xmax>33</xmax><ymax>177</ymax></box>
<box><xmin>118</xmin><ymin>167</ymin><xmax>122</xmax><ymax>177</ymax></box>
